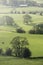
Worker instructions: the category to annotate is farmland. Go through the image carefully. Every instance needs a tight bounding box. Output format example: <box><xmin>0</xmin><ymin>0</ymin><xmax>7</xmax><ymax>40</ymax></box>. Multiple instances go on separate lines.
<box><xmin>0</xmin><ymin>6</ymin><xmax>43</xmax><ymax>65</ymax></box>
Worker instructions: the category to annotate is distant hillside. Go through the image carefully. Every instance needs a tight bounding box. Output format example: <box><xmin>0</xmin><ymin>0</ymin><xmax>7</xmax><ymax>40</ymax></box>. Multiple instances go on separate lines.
<box><xmin>34</xmin><ymin>0</ymin><xmax>43</xmax><ymax>3</ymax></box>
<box><xmin>0</xmin><ymin>0</ymin><xmax>43</xmax><ymax>7</ymax></box>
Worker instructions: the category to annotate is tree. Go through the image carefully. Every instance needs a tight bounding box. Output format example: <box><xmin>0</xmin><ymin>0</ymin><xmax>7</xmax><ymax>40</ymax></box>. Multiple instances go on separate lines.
<box><xmin>2</xmin><ymin>16</ymin><xmax>14</xmax><ymax>26</ymax></box>
<box><xmin>11</xmin><ymin>36</ymin><xmax>29</xmax><ymax>57</ymax></box>
<box><xmin>23</xmin><ymin>14</ymin><xmax>32</xmax><ymax>25</ymax></box>
<box><xmin>40</xmin><ymin>12</ymin><xmax>43</xmax><ymax>16</ymax></box>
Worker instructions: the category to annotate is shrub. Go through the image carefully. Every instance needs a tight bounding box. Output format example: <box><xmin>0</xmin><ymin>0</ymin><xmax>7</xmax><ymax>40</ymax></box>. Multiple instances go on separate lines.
<box><xmin>16</xmin><ymin>28</ymin><xmax>26</xmax><ymax>33</ymax></box>
<box><xmin>36</xmin><ymin>30</ymin><xmax>43</xmax><ymax>34</ymax></box>
<box><xmin>5</xmin><ymin>48</ymin><xmax>12</xmax><ymax>56</ymax></box>
<box><xmin>29</xmin><ymin>29</ymin><xmax>35</xmax><ymax>34</ymax></box>
<box><xmin>0</xmin><ymin>48</ymin><xmax>3</xmax><ymax>55</ymax></box>
<box><xmin>23</xmin><ymin>48</ymin><xmax>31</xmax><ymax>58</ymax></box>
<box><xmin>2</xmin><ymin>42</ymin><xmax>4</xmax><ymax>44</ymax></box>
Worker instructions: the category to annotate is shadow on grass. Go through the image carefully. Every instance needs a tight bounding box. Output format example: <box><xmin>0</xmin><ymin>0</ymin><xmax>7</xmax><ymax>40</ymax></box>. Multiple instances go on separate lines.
<box><xmin>29</xmin><ymin>56</ymin><xmax>43</xmax><ymax>60</ymax></box>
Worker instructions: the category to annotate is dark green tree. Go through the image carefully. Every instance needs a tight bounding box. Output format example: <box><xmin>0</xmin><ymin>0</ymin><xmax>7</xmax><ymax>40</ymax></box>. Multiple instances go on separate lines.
<box><xmin>11</xmin><ymin>36</ymin><xmax>29</xmax><ymax>57</ymax></box>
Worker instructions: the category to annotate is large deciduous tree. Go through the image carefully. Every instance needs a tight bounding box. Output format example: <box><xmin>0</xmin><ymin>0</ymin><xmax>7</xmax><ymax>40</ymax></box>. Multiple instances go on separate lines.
<box><xmin>11</xmin><ymin>36</ymin><xmax>31</xmax><ymax>58</ymax></box>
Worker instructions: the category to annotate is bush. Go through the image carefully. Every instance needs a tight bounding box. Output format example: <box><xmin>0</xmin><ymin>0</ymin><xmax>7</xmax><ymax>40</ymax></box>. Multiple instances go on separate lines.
<box><xmin>0</xmin><ymin>48</ymin><xmax>3</xmax><ymax>55</ymax></box>
<box><xmin>5</xmin><ymin>48</ymin><xmax>12</xmax><ymax>56</ymax></box>
<box><xmin>29</xmin><ymin>29</ymin><xmax>35</xmax><ymax>34</ymax></box>
<box><xmin>2</xmin><ymin>42</ymin><xmax>4</xmax><ymax>44</ymax></box>
<box><xmin>29</xmin><ymin>23</ymin><xmax>43</xmax><ymax>34</ymax></box>
<box><xmin>29</xmin><ymin>29</ymin><xmax>43</xmax><ymax>34</ymax></box>
<box><xmin>23</xmin><ymin>48</ymin><xmax>31</xmax><ymax>58</ymax></box>
<box><xmin>16</xmin><ymin>28</ymin><xmax>26</xmax><ymax>33</ymax></box>
<box><xmin>36</xmin><ymin>30</ymin><xmax>43</xmax><ymax>34</ymax></box>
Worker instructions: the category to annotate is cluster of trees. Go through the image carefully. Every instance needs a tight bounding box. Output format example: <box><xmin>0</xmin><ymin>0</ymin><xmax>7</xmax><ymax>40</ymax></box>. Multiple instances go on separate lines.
<box><xmin>10</xmin><ymin>10</ymin><xmax>43</xmax><ymax>17</ymax></box>
<box><xmin>0</xmin><ymin>16</ymin><xmax>14</xmax><ymax>26</ymax></box>
<box><xmin>29</xmin><ymin>23</ymin><xmax>43</xmax><ymax>34</ymax></box>
<box><xmin>0</xmin><ymin>36</ymin><xmax>31</xmax><ymax>58</ymax></box>
<box><xmin>23</xmin><ymin>14</ymin><xmax>32</xmax><ymax>25</ymax></box>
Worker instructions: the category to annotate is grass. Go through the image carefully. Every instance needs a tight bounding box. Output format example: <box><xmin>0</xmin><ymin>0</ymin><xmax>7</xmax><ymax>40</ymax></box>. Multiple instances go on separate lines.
<box><xmin>0</xmin><ymin>32</ymin><xmax>43</xmax><ymax>57</ymax></box>
<box><xmin>15</xmin><ymin>7</ymin><xmax>43</xmax><ymax>12</ymax></box>
<box><xmin>0</xmin><ymin>7</ymin><xmax>43</xmax><ymax>65</ymax></box>
<box><xmin>0</xmin><ymin>13</ymin><xmax>43</xmax><ymax>57</ymax></box>
<box><xmin>0</xmin><ymin>6</ymin><xmax>43</xmax><ymax>13</ymax></box>
<box><xmin>0</xmin><ymin>56</ymin><xmax>43</xmax><ymax>65</ymax></box>
<box><xmin>0</xmin><ymin>14</ymin><xmax>43</xmax><ymax>31</ymax></box>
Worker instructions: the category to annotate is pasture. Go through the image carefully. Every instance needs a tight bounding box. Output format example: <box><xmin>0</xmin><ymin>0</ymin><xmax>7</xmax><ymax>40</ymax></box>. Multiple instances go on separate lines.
<box><xmin>0</xmin><ymin>56</ymin><xmax>43</xmax><ymax>65</ymax></box>
<box><xmin>0</xmin><ymin>33</ymin><xmax>43</xmax><ymax>65</ymax></box>
<box><xmin>0</xmin><ymin>6</ymin><xmax>43</xmax><ymax>65</ymax></box>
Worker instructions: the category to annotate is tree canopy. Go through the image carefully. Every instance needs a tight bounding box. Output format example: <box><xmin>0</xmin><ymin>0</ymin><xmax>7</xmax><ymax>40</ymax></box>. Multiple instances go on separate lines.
<box><xmin>11</xmin><ymin>36</ymin><xmax>29</xmax><ymax>57</ymax></box>
<box><xmin>0</xmin><ymin>16</ymin><xmax>14</xmax><ymax>26</ymax></box>
<box><xmin>23</xmin><ymin>14</ymin><xmax>32</xmax><ymax>25</ymax></box>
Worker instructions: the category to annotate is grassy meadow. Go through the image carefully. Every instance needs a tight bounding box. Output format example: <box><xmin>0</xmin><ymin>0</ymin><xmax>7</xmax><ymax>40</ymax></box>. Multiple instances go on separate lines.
<box><xmin>0</xmin><ymin>6</ymin><xmax>43</xmax><ymax>65</ymax></box>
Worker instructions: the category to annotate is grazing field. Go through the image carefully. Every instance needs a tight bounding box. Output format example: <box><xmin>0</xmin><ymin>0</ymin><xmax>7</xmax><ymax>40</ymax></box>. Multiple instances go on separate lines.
<box><xmin>0</xmin><ymin>32</ymin><xmax>43</xmax><ymax>65</ymax></box>
<box><xmin>0</xmin><ymin>14</ymin><xmax>43</xmax><ymax>31</ymax></box>
<box><xmin>15</xmin><ymin>7</ymin><xmax>43</xmax><ymax>12</ymax></box>
<box><xmin>0</xmin><ymin>32</ymin><xmax>43</xmax><ymax>57</ymax></box>
<box><xmin>0</xmin><ymin>56</ymin><xmax>43</xmax><ymax>65</ymax></box>
<box><xmin>0</xmin><ymin>7</ymin><xmax>43</xmax><ymax>65</ymax></box>
<box><xmin>0</xmin><ymin>7</ymin><xmax>43</xmax><ymax>13</ymax></box>
<box><xmin>0</xmin><ymin>13</ymin><xmax>43</xmax><ymax>56</ymax></box>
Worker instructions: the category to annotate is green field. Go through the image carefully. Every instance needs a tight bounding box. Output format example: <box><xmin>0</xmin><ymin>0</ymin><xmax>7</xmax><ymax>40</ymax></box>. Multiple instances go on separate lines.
<box><xmin>15</xmin><ymin>7</ymin><xmax>43</xmax><ymax>12</ymax></box>
<box><xmin>0</xmin><ymin>6</ymin><xmax>43</xmax><ymax>65</ymax></box>
<box><xmin>0</xmin><ymin>56</ymin><xmax>43</xmax><ymax>65</ymax></box>
<box><xmin>0</xmin><ymin>14</ymin><xmax>43</xmax><ymax>31</ymax></box>
<box><xmin>0</xmin><ymin>7</ymin><xmax>43</xmax><ymax>13</ymax></box>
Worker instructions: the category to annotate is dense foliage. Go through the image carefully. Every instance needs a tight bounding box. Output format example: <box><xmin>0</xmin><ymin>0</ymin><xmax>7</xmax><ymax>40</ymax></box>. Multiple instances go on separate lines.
<box><xmin>11</xmin><ymin>36</ymin><xmax>31</xmax><ymax>58</ymax></box>
<box><xmin>29</xmin><ymin>23</ymin><xmax>43</xmax><ymax>34</ymax></box>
